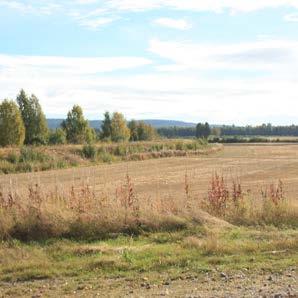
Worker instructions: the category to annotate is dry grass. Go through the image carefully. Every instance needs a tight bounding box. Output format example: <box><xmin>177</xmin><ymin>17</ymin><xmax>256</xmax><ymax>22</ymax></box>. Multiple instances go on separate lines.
<box><xmin>0</xmin><ymin>175</ymin><xmax>197</xmax><ymax>240</ymax></box>
<box><xmin>0</xmin><ymin>169</ymin><xmax>297</xmax><ymax>241</ymax></box>
<box><xmin>0</xmin><ymin>144</ymin><xmax>297</xmax><ymax>241</ymax></box>
<box><xmin>0</xmin><ymin>140</ymin><xmax>220</xmax><ymax>174</ymax></box>
<box><xmin>201</xmin><ymin>172</ymin><xmax>297</xmax><ymax>227</ymax></box>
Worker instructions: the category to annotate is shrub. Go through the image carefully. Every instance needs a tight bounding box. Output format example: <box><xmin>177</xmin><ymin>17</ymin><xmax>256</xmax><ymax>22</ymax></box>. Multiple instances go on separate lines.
<box><xmin>0</xmin><ymin>160</ymin><xmax>16</xmax><ymax>174</ymax></box>
<box><xmin>175</xmin><ymin>142</ymin><xmax>185</xmax><ymax>151</ymax></box>
<box><xmin>48</xmin><ymin>129</ymin><xmax>66</xmax><ymax>145</ymax></box>
<box><xmin>98</xmin><ymin>151</ymin><xmax>114</xmax><ymax>163</ymax></box>
<box><xmin>6</xmin><ymin>152</ymin><xmax>19</xmax><ymax>164</ymax></box>
<box><xmin>19</xmin><ymin>147</ymin><xmax>50</xmax><ymax>163</ymax></box>
<box><xmin>82</xmin><ymin>144</ymin><xmax>97</xmax><ymax>160</ymax></box>
<box><xmin>114</xmin><ymin>144</ymin><xmax>127</xmax><ymax>156</ymax></box>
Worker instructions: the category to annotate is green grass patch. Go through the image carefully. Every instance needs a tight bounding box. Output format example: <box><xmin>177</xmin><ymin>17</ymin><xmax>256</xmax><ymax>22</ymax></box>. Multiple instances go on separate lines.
<box><xmin>0</xmin><ymin>225</ymin><xmax>296</xmax><ymax>282</ymax></box>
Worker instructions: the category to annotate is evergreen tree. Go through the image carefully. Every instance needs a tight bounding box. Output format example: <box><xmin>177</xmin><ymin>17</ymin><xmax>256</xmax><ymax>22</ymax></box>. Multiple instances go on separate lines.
<box><xmin>101</xmin><ymin>111</ymin><xmax>112</xmax><ymax>140</ymax></box>
<box><xmin>16</xmin><ymin>89</ymin><xmax>48</xmax><ymax>144</ymax></box>
<box><xmin>62</xmin><ymin>105</ymin><xmax>94</xmax><ymax>144</ymax></box>
<box><xmin>0</xmin><ymin>100</ymin><xmax>25</xmax><ymax>147</ymax></box>
<box><xmin>128</xmin><ymin>120</ymin><xmax>138</xmax><ymax>141</ymax></box>
<box><xmin>196</xmin><ymin>122</ymin><xmax>211</xmax><ymax>139</ymax></box>
<box><xmin>204</xmin><ymin>122</ymin><xmax>211</xmax><ymax>138</ymax></box>
<box><xmin>110</xmin><ymin>112</ymin><xmax>130</xmax><ymax>142</ymax></box>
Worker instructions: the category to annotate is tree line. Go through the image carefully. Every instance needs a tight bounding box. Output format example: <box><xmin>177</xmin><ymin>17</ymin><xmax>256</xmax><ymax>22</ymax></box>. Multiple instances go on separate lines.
<box><xmin>0</xmin><ymin>90</ymin><xmax>157</xmax><ymax>147</ymax></box>
<box><xmin>220</xmin><ymin>124</ymin><xmax>298</xmax><ymax>136</ymax></box>
<box><xmin>158</xmin><ymin>123</ymin><xmax>298</xmax><ymax>139</ymax></box>
<box><xmin>158</xmin><ymin>123</ymin><xmax>212</xmax><ymax>139</ymax></box>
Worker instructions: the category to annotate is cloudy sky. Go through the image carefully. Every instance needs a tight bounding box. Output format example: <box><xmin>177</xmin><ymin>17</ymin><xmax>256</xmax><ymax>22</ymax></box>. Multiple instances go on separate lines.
<box><xmin>0</xmin><ymin>0</ymin><xmax>298</xmax><ymax>124</ymax></box>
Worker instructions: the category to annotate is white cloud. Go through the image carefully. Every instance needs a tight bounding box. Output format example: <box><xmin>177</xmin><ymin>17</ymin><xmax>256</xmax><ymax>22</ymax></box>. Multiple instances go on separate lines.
<box><xmin>78</xmin><ymin>17</ymin><xmax>117</xmax><ymax>29</ymax></box>
<box><xmin>0</xmin><ymin>42</ymin><xmax>298</xmax><ymax>124</ymax></box>
<box><xmin>2</xmin><ymin>0</ymin><xmax>298</xmax><ymax>29</ymax></box>
<box><xmin>153</xmin><ymin>18</ymin><xmax>191</xmax><ymax>30</ymax></box>
<box><xmin>106</xmin><ymin>0</ymin><xmax>298</xmax><ymax>13</ymax></box>
<box><xmin>284</xmin><ymin>13</ymin><xmax>298</xmax><ymax>22</ymax></box>
<box><xmin>0</xmin><ymin>0</ymin><xmax>61</xmax><ymax>15</ymax></box>
<box><xmin>149</xmin><ymin>38</ymin><xmax>298</xmax><ymax>73</ymax></box>
<box><xmin>0</xmin><ymin>54</ymin><xmax>152</xmax><ymax>75</ymax></box>
<box><xmin>75</xmin><ymin>0</ymin><xmax>98</xmax><ymax>4</ymax></box>
<box><xmin>1</xmin><ymin>0</ymin><xmax>298</xmax><ymax>32</ymax></box>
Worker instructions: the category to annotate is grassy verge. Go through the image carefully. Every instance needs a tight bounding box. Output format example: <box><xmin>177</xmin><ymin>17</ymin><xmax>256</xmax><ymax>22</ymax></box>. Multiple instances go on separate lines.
<box><xmin>0</xmin><ymin>140</ymin><xmax>220</xmax><ymax>174</ymax></box>
<box><xmin>0</xmin><ymin>225</ymin><xmax>297</xmax><ymax>283</ymax></box>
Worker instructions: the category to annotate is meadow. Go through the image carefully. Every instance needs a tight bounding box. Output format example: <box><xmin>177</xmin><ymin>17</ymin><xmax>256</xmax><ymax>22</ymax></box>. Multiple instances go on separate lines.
<box><xmin>0</xmin><ymin>143</ymin><xmax>297</xmax><ymax>297</ymax></box>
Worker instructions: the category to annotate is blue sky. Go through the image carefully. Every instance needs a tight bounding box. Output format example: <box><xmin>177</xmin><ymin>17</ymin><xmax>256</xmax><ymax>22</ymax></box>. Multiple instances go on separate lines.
<box><xmin>0</xmin><ymin>0</ymin><xmax>298</xmax><ymax>124</ymax></box>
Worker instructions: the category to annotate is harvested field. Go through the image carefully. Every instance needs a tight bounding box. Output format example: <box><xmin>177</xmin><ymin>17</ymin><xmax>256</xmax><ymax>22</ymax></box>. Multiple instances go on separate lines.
<box><xmin>0</xmin><ymin>143</ymin><xmax>297</xmax><ymax>297</ymax></box>
<box><xmin>1</xmin><ymin>144</ymin><xmax>298</xmax><ymax>201</ymax></box>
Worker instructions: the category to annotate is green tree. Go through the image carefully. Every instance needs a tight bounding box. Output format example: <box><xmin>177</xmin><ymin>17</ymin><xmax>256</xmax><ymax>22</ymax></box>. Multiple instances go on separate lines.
<box><xmin>128</xmin><ymin>120</ymin><xmax>139</xmax><ymax>141</ymax></box>
<box><xmin>0</xmin><ymin>100</ymin><xmax>25</xmax><ymax>147</ymax></box>
<box><xmin>16</xmin><ymin>89</ymin><xmax>48</xmax><ymax>145</ymax></box>
<box><xmin>110</xmin><ymin>112</ymin><xmax>130</xmax><ymax>142</ymax></box>
<box><xmin>48</xmin><ymin>128</ymin><xmax>67</xmax><ymax>145</ymax></box>
<box><xmin>136</xmin><ymin>121</ymin><xmax>157</xmax><ymax>141</ymax></box>
<box><xmin>101</xmin><ymin>111</ymin><xmax>112</xmax><ymax>140</ymax></box>
<box><xmin>196</xmin><ymin>122</ymin><xmax>211</xmax><ymax>139</ymax></box>
<box><xmin>62</xmin><ymin>105</ymin><xmax>95</xmax><ymax>144</ymax></box>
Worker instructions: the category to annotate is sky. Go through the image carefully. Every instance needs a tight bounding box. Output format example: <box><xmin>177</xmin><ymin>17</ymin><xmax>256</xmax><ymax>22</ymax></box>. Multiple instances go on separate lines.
<box><xmin>0</xmin><ymin>0</ymin><xmax>298</xmax><ymax>125</ymax></box>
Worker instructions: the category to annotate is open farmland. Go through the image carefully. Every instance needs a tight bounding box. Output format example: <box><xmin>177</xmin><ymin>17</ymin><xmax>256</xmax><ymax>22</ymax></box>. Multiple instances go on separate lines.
<box><xmin>0</xmin><ymin>143</ymin><xmax>297</xmax><ymax>297</ymax></box>
<box><xmin>1</xmin><ymin>143</ymin><xmax>298</xmax><ymax>202</ymax></box>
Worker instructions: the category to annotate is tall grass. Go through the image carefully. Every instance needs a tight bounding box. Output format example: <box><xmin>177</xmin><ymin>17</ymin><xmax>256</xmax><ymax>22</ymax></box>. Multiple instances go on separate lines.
<box><xmin>0</xmin><ymin>171</ymin><xmax>296</xmax><ymax>241</ymax></box>
<box><xmin>202</xmin><ymin>173</ymin><xmax>297</xmax><ymax>227</ymax></box>
<box><xmin>0</xmin><ymin>174</ymin><xmax>193</xmax><ymax>241</ymax></box>
<box><xmin>0</xmin><ymin>140</ymin><xmax>221</xmax><ymax>174</ymax></box>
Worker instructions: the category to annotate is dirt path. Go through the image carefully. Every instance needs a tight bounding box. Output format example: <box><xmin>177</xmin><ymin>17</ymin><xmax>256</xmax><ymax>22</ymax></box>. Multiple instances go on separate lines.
<box><xmin>0</xmin><ymin>269</ymin><xmax>296</xmax><ymax>297</ymax></box>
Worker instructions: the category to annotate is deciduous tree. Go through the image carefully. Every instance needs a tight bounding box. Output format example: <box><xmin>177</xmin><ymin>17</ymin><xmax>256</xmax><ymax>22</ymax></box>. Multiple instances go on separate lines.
<box><xmin>111</xmin><ymin>112</ymin><xmax>130</xmax><ymax>142</ymax></box>
<box><xmin>0</xmin><ymin>100</ymin><xmax>25</xmax><ymax>147</ymax></box>
<box><xmin>62</xmin><ymin>105</ymin><xmax>95</xmax><ymax>144</ymax></box>
<box><xmin>16</xmin><ymin>90</ymin><xmax>48</xmax><ymax>144</ymax></box>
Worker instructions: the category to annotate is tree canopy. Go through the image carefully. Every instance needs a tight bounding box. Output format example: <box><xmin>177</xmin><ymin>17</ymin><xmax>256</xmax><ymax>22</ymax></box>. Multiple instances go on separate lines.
<box><xmin>101</xmin><ymin>111</ymin><xmax>112</xmax><ymax>140</ymax></box>
<box><xmin>62</xmin><ymin>105</ymin><xmax>95</xmax><ymax>144</ymax></box>
<box><xmin>0</xmin><ymin>100</ymin><xmax>25</xmax><ymax>147</ymax></box>
<box><xmin>16</xmin><ymin>90</ymin><xmax>48</xmax><ymax>145</ymax></box>
<box><xmin>128</xmin><ymin>120</ymin><xmax>157</xmax><ymax>141</ymax></box>
<box><xmin>110</xmin><ymin>112</ymin><xmax>130</xmax><ymax>142</ymax></box>
<box><xmin>196</xmin><ymin>122</ymin><xmax>211</xmax><ymax>139</ymax></box>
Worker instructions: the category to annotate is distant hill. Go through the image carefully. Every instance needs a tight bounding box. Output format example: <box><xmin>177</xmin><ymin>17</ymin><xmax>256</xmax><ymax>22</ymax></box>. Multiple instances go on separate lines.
<box><xmin>47</xmin><ymin>119</ymin><xmax>196</xmax><ymax>130</ymax></box>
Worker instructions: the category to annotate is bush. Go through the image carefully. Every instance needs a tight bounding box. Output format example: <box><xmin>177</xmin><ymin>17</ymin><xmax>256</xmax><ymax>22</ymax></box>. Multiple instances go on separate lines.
<box><xmin>114</xmin><ymin>144</ymin><xmax>127</xmax><ymax>156</ymax></box>
<box><xmin>15</xmin><ymin>162</ymin><xmax>33</xmax><ymax>173</ymax></box>
<box><xmin>82</xmin><ymin>144</ymin><xmax>97</xmax><ymax>160</ymax></box>
<box><xmin>19</xmin><ymin>147</ymin><xmax>50</xmax><ymax>163</ymax></box>
<box><xmin>175</xmin><ymin>142</ymin><xmax>185</xmax><ymax>151</ymax></box>
<box><xmin>0</xmin><ymin>160</ymin><xmax>16</xmax><ymax>174</ymax></box>
<box><xmin>98</xmin><ymin>151</ymin><xmax>114</xmax><ymax>163</ymax></box>
<box><xmin>49</xmin><ymin>129</ymin><xmax>66</xmax><ymax>145</ymax></box>
<box><xmin>6</xmin><ymin>152</ymin><xmax>19</xmax><ymax>164</ymax></box>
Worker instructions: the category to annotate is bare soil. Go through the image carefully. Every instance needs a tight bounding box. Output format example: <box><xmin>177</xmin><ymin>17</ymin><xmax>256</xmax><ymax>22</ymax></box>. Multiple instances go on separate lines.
<box><xmin>0</xmin><ymin>269</ymin><xmax>296</xmax><ymax>297</ymax></box>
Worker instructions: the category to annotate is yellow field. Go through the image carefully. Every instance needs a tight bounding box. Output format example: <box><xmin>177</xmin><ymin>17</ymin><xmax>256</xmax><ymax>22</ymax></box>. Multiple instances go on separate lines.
<box><xmin>1</xmin><ymin>143</ymin><xmax>298</xmax><ymax>201</ymax></box>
